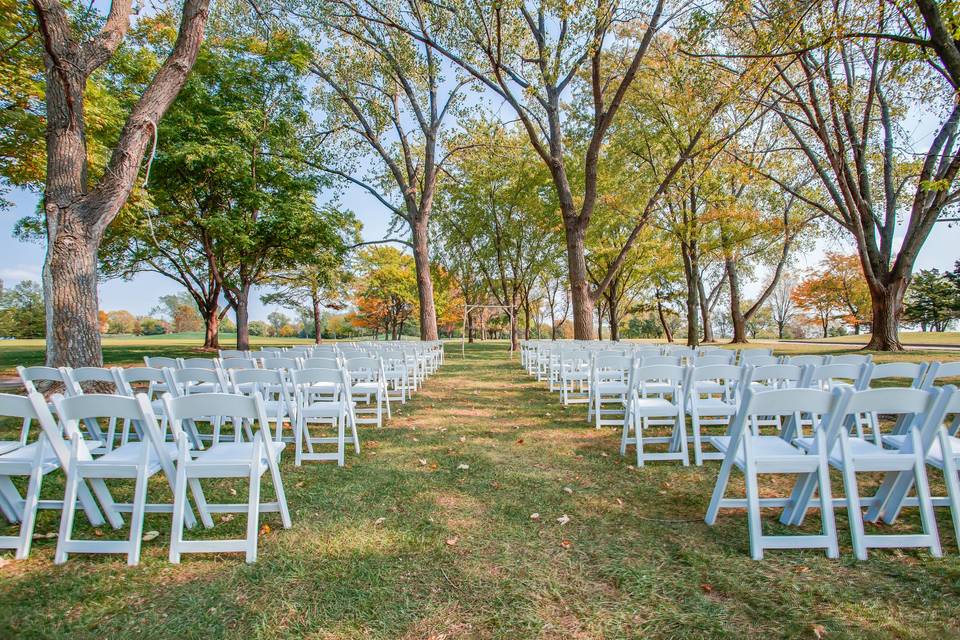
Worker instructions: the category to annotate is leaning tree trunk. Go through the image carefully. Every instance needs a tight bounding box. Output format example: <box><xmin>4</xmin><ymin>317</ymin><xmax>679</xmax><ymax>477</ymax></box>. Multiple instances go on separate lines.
<box><xmin>680</xmin><ymin>244</ymin><xmax>700</xmax><ymax>348</ymax></box>
<box><xmin>656</xmin><ymin>298</ymin><xmax>673</xmax><ymax>343</ymax></box>
<box><xmin>564</xmin><ymin>221</ymin><xmax>596</xmax><ymax>339</ymax></box>
<box><xmin>411</xmin><ymin>218</ymin><xmax>439</xmax><ymax>341</ymax></box>
<box><xmin>697</xmin><ymin>277</ymin><xmax>715</xmax><ymax>343</ymax></box>
<box><xmin>608</xmin><ymin>295</ymin><xmax>620</xmax><ymax>341</ymax></box>
<box><xmin>865</xmin><ymin>278</ymin><xmax>907</xmax><ymax>350</ymax></box>
<box><xmin>312</xmin><ymin>294</ymin><xmax>323</xmax><ymax>344</ymax></box>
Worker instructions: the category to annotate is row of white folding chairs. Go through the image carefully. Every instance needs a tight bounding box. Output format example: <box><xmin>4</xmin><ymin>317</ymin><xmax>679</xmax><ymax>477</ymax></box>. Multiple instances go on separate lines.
<box><xmin>594</xmin><ymin>360</ymin><xmax>954</xmax><ymax>467</ymax></box>
<box><xmin>0</xmin><ymin>390</ymin><xmax>290</xmax><ymax>564</ymax></box>
<box><xmin>16</xmin><ymin>364</ymin><xmax>364</xmax><ymax>461</ymax></box>
<box><xmin>704</xmin><ymin>384</ymin><xmax>960</xmax><ymax>560</ymax></box>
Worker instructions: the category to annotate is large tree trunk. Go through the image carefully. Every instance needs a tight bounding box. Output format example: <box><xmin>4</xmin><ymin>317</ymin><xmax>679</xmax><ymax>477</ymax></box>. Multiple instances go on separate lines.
<box><xmin>43</xmin><ymin>221</ymin><xmax>103</xmax><ymax>367</ymax></box>
<box><xmin>35</xmin><ymin>0</ymin><xmax>210</xmax><ymax>367</ymax></box>
<box><xmin>727</xmin><ymin>257</ymin><xmax>748</xmax><ymax>343</ymax></box>
<box><xmin>864</xmin><ymin>279</ymin><xmax>907</xmax><ymax>350</ymax></box>
<box><xmin>608</xmin><ymin>294</ymin><xmax>620</xmax><ymax>341</ymax></box>
<box><xmin>681</xmin><ymin>243</ymin><xmax>700</xmax><ymax>348</ymax></box>
<box><xmin>312</xmin><ymin>294</ymin><xmax>323</xmax><ymax>344</ymax></box>
<box><xmin>411</xmin><ymin>217</ymin><xmax>439</xmax><ymax>341</ymax></box>
<box><xmin>202</xmin><ymin>306</ymin><xmax>220</xmax><ymax>350</ymax></box>
<box><xmin>234</xmin><ymin>284</ymin><xmax>251</xmax><ymax>350</ymax></box>
<box><xmin>564</xmin><ymin>222</ymin><xmax>595</xmax><ymax>339</ymax></box>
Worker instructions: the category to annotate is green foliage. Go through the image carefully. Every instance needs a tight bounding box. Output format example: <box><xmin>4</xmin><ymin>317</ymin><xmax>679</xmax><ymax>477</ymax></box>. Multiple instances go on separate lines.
<box><xmin>0</xmin><ymin>280</ymin><xmax>44</xmax><ymax>338</ymax></box>
<box><xmin>904</xmin><ymin>269</ymin><xmax>960</xmax><ymax>332</ymax></box>
<box><xmin>137</xmin><ymin>317</ymin><xmax>167</xmax><ymax>335</ymax></box>
<box><xmin>248</xmin><ymin>320</ymin><xmax>269</xmax><ymax>337</ymax></box>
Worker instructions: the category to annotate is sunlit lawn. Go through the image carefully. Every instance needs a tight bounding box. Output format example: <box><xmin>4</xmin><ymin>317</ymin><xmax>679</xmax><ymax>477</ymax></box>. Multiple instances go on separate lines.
<box><xmin>784</xmin><ymin>332</ymin><xmax>960</xmax><ymax>347</ymax></box>
<box><xmin>2</xmin><ymin>341</ymin><xmax>960</xmax><ymax>637</ymax></box>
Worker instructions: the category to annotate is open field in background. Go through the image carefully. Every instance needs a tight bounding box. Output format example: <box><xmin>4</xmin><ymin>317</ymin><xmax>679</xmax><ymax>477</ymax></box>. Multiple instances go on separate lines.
<box><xmin>1</xmin><ymin>332</ymin><xmax>959</xmax><ymax>378</ymax></box>
<box><xmin>1</xmin><ymin>341</ymin><xmax>960</xmax><ymax>638</ymax></box>
<box><xmin>785</xmin><ymin>332</ymin><xmax>960</xmax><ymax>347</ymax></box>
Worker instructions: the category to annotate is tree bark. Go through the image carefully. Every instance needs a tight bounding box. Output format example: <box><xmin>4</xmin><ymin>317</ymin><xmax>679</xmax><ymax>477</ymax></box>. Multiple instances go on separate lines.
<box><xmin>680</xmin><ymin>243</ymin><xmax>700</xmax><ymax>347</ymax></box>
<box><xmin>565</xmin><ymin>222</ymin><xmax>595</xmax><ymax>339</ymax></box>
<box><xmin>34</xmin><ymin>0</ymin><xmax>210</xmax><ymax>367</ymax></box>
<box><xmin>656</xmin><ymin>297</ymin><xmax>674</xmax><ymax>343</ymax></box>
<box><xmin>312</xmin><ymin>294</ymin><xmax>323</xmax><ymax>344</ymax></box>
<box><xmin>697</xmin><ymin>276</ymin><xmax>714</xmax><ymax>343</ymax></box>
<box><xmin>202</xmin><ymin>307</ymin><xmax>220</xmax><ymax>350</ymax></box>
<box><xmin>411</xmin><ymin>217</ymin><xmax>439</xmax><ymax>341</ymax></box>
<box><xmin>234</xmin><ymin>284</ymin><xmax>251</xmax><ymax>350</ymax></box>
<box><xmin>727</xmin><ymin>257</ymin><xmax>748</xmax><ymax>343</ymax></box>
<box><xmin>607</xmin><ymin>294</ymin><xmax>620</xmax><ymax>341</ymax></box>
<box><xmin>864</xmin><ymin>278</ymin><xmax>907</xmax><ymax>350</ymax></box>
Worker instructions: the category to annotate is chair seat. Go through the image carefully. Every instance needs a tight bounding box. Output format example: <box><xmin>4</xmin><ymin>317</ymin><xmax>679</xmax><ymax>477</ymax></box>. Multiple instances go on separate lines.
<box><xmin>691</xmin><ymin>398</ymin><xmax>736</xmax><ymax>412</ymax></box>
<box><xmin>0</xmin><ymin>441</ymin><xmax>21</xmax><ymax>456</ymax></box>
<box><xmin>92</xmin><ymin>441</ymin><xmax>180</xmax><ymax>475</ymax></box>
<box><xmin>194</xmin><ymin>441</ymin><xmax>287</xmax><ymax>469</ymax></box>
<box><xmin>695</xmin><ymin>381</ymin><xmax>727</xmax><ymax>394</ymax></box>
<box><xmin>631</xmin><ymin>397</ymin><xmax>679</xmax><ymax>416</ymax></box>
<box><xmin>351</xmin><ymin>382</ymin><xmax>380</xmax><ymax>394</ymax></box>
<box><xmin>0</xmin><ymin>441</ymin><xmax>61</xmax><ymax>473</ymax></box>
<box><xmin>711</xmin><ymin>435</ymin><xmax>805</xmax><ymax>467</ymax></box>
<box><xmin>795</xmin><ymin>436</ymin><xmax>895</xmax><ymax>465</ymax></box>
<box><xmin>884</xmin><ymin>433</ymin><xmax>960</xmax><ymax>466</ymax></box>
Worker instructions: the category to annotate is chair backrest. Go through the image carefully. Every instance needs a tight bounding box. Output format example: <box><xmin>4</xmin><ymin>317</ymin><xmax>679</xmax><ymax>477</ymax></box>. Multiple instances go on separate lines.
<box><xmin>806</xmin><ymin>363</ymin><xmax>868</xmax><ymax>390</ymax></box>
<box><xmin>866</xmin><ymin>362</ymin><xmax>927</xmax><ymax>388</ymax></box>
<box><xmin>785</xmin><ymin>354</ymin><xmax>827</xmax><ymax>366</ymax></box>
<box><xmin>830</xmin><ymin>354</ymin><xmax>873</xmax><ymax>366</ymax></box>
<box><xmin>262</xmin><ymin>357</ymin><xmax>300</xmax><ymax>371</ymax></box>
<box><xmin>161</xmin><ymin>392</ymin><xmax>273</xmax><ymax>444</ymax></box>
<box><xmin>922</xmin><ymin>361</ymin><xmax>960</xmax><ymax>389</ymax></box>
<box><xmin>828</xmin><ymin>386</ymin><xmax>951</xmax><ymax>455</ymax></box>
<box><xmin>113</xmin><ymin>367</ymin><xmax>166</xmax><ymax>397</ymax></box>
<box><xmin>144</xmin><ymin>356</ymin><xmax>180</xmax><ymax>369</ymax></box>
<box><xmin>301</xmin><ymin>357</ymin><xmax>340</xmax><ymax>370</ymax></box>
<box><xmin>739</xmin><ymin>348</ymin><xmax>773</xmax><ymax>364</ymax></box>
<box><xmin>180</xmin><ymin>357</ymin><xmax>218</xmax><ymax>370</ymax></box>
<box><xmin>640</xmin><ymin>355</ymin><xmax>681</xmax><ymax>366</ymax></box>
<box><xmin>61</xmin><ymin>366</ymin><xmax>117</xmax><ymax>396</ymax></box>
<box><xmin>17</xmin><ymin>366</ymin><xmax>65</xmax><ymax>394</ymax></box>
<box><xmin>0</xmin><ymin>393</ymin><xmax>64</xmax><ymax>461</ymax></box>
<box><xmin>291</xmin><ymin>368</ymin><xmax>343</xmax><ymax>401</ymax></box>
<box><xmin>163</xmin><ymin>367</ymin><xmax>227</xmax><ymax>397</ymax></box>
<box><xmin>693</xmin><ymin>355</ymin><xmax>734</xmax><ymax>367</ymax></box>
<box><xmin>52</xmin><ymin>393</ymin><xmax>152</xmax><ymax>464</ymax></box>
<box><xmin>749</xmin><ymin>363</ymin><xmax>806</xmax><ymax>387</ymax></box>
<box><xmin>632</xmin><ymin>364</ymin><xmax>688</xmax><ymax>398</ymax></box>
<box><xmin>691</xmin><ymin>364</ymin><xmax>746</xmax><ymax>385</ymax></box>
<box><xmin>347</xmin><ymin>357</ymin><xmax>381</xmax><ymax>380</ymax></box>
<box><xmin>727</xmin><ymin>387</ymin><xmax>844</xmax><ymax>449</ymax></box>
<box><xmin>696</xmin><ymin>350</ymin><xmax>736</xmax><ymax>364</ymax></box>
<box><xmin>219</xmin><ymin>358</ymin><xmax>259</xmax><ymax>371</ymax></box>
<box><xmin>740</xmin><ymin>355</ymin><xmax>779</xmax><ymax>367</ymax></box>
<box><xmin>219</xmin><ymin>349</ymin><xmax>249</xmax><ymax>359</ymax></box>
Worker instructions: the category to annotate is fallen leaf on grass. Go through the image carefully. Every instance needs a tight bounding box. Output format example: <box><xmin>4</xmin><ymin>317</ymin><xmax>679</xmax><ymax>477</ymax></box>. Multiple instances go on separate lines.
<box><xmin>93</xmin><ymin>529</ymin><xmax>104</xmax><ymax>537</ymax></box>
<box><xmin>530</xmin><ymin>513</ymin><xmax>540</xmax><ymax>521</ymax></box>
<box><xmin>31</xmin><ymin>532</ymin><xmax>57</xmax><ymax>540</ymax></box>
<box><xmin>615</xmin><ymin>498</ymin><xmax>624</xmax><ymax>507</ymax></box>
<box><xmin>562</xmin><ymin>487</ymin><xmax>574</xmax><ymax>495</ymax></box>
<box><xmin>812</xmin><ymin>624</ymin><xmax>828</xmax><ymax>639</ymax></box>
<box><xmin>418</xmin><ymin>458</ymin><xmax>427</xmax><ymax>466</ymax></box>
<box><xmin>295</xmin><ymin>481</ymin><xmax>305</xmax><ymax>488</ymax></box>
<box><xmin>560</xmin><ymin>540</ymin><xmax>573</xmax><ymax>549</ymax></box>
<box><xmin>700</xmin><ymin>583</ymin><xmax>713</xmax><ymax>593</ymax></box>
<box><xmin>516</xmin><ymin>438</ymin><xmax>524</xmax><ymax>445</ymax></box>
<box><xmin>141</xmin><ymin>531</ymin><xmax>160</xmax><ymax>542</ymax></box>
<box><xmin>600</xmin><ymin>452</ymin><xmax>609</xmax><ymax>457</ymax></box>
<box><xmin>459</xmin><ymin>436</ymin><xmax>466</xmax><ymax>443</ymax></box>
<box><xmin>445</xmin><ymin>536</ymin><xmax>459</xmax><ymax>546</ymax></box>
<box><xmin>374</xmin><ymin>517</ymin><xmax>386</xmax><ymax>526</ymax></box>
<box><xmin>259</xmin><ymin>524</ymin><xmax>271</xmax><ymax>536</ymax></box>
<box><xmin>429</xmin><ymin>463</ymin><xmax>439</xmax><ymax>470</ymax></box>
<box><xmin>457</xmin><ymin>463</ymin><xmax>469</xmax><ymax>470</ymax></box>
<box><xmin>557</xmin><ymin>514</ymin><xmax>571</xmax><ymax>526</ymax></box>
<box><xmin>221</xmin><ymin>514</ymin><xmax>235</xmax><ymax>523</ymax></box>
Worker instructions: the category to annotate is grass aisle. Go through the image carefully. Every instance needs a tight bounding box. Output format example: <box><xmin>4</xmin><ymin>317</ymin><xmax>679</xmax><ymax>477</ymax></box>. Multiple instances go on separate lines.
<box><xmin>1</xmin><ymin>342</ymin><xmax>959</xmax><ymax>638</ymax></box>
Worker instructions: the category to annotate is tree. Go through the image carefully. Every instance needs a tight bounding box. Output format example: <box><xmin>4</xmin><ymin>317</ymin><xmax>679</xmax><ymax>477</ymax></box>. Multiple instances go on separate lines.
<box><xmin>267</xmin><ymin>311</ymin><xmax>291</xmax><ymax>337</ymax></box>
<box><xmin>727</xmin><ymin>0</ymin><xmax>960</xmax><ymax>349</ymax></box>
<box><xmin>28</xmin><ymin>0</ymin><xmax>210</xmax><ymax>367</ymax></box>
<box><xmin>152</xmin><ymin>292</ymin><xmax>202</xmax><ymax>334</ymax></box>
<box><xmin>138</xmin><ymin>317</ymin><xmax>166</xmax><ymax>335</ymax></box>
<box><xmin>248</xmin><ymin>320</ymin><xmax>269</xmax><ymax>337</ymax></box>
<box><xmin>298</xmin><ymin>0</ymin><xmax>473</xmax><ymax>341</ymax></box>
<box><xmin>904</xmin><ymin>269</ymin><xmax>960</xmax><ymax>332</ymax></box>
<box><xmin>350</xmin><ymin>246</ymin><xmax>418</xmax><ymax>339</ymax></box>
<box><xmin>106</xmin><ymin>309</ymin><xmax>138</xmax><ymax>335</ymax></box>
<box><xmin>792</xmin><ymin>273</ymin><xmax>842</xmax><ymax>338</ymax></box>
<box><xmin>367</xmin><ymin>0</ymin><xmax>742</xmax><ymax>339</ymax></box>
<box><xmin>769</xmin><ymin>275</ymin><xmax>797</xmax><ymax>340</ymax></box>
<box><xmin>0</xmin><ymin>280</ymin><xmax>45</xmax><ymax>338</ymax></box>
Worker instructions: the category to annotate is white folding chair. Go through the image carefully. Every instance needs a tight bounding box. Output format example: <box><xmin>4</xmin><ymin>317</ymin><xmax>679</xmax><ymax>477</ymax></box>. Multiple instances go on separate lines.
<box><xmin>144</xmin><ymin>356</ymin><xmax>180</xmax><ymax>369</ymax></box>
<box><xmin>787</xmin><ymin>386</ymin><xmax>949</xmax><ymax>560</ymax></box>
<box><xmin>0</xmin><ymin>393</ymin><xmax>105</xmax><ymax>559</ymax></box>
<box><xmin>61</xmin><ymin>366</ymin><xmax>120</xmax><ymax>450</ymax></box>
<box><xmin>688</xmin><ymin>364</ymin><xmax>749</xmax><ymax>465</ymax></box>
<box><xmin>180</xmin><ymin>357</ymin><xmax>218</xmax><ymax>370</ymax></box>
<box><xmin>346</xmin><ymin>357</ymin><xmax>389</xmax><ymax>427</ymax></box>
<box><xmin>588</xmin><ymin>354</ymin><xmax>634</xmax><ymax>429</ymax></box>
<box><xmin>620</xmin><ymin>364</ymin><xmax>689</xmax><ymax>466</ymax></box>
<box><xmin>229</xmin><ymin>369</ymin><xmax>295</xmax><ymax>444</ymax></box>
<box><xmin>705</xmin><ymin>387</ymin><xmax>846</xmax><ymax>559</ymax></box>
<box><xmin>53</xmin><ymin>393</ymin><xmax>197</xmax><ymax>565</ymax></box>
<box><xmin>219</xmin><ymin>349</ymin><xmax>250</xmax><ymax>359</ymax></box>
<box><xmin>164</xmin><ymin>392</ymin><xmax>291</xmax><ymax>563</ymax></box>
<box><xmin>291</xmin><ymin>368</ymin><xmax>359</xmax><ymax>466</ymax></box>
<box><xmin>162</xmin><ymin>367</ymin><xmax>231</xmax><ymax>447</ymax></box>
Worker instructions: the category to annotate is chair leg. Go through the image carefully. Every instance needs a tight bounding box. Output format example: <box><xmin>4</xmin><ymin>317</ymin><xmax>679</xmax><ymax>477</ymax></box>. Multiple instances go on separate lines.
<box><xmin>743</xmin><ymin>458</ymin><xmax>764</xmax><ymax>560</ymax></box>
<box><xmin>705</xmin><ymin>453</ymin><xmax>736</xmax><ymax>525</ymax></box>
<box><xmin>169</xmin><ymin>458</ymin><xmax>189</xmax><ymax>563</ymax></box>
<box><xmin>840</xmin><ymin>459</ymin><xmax>868</xmax><ymax>561</ymax></box>
<box><xmin>816</xmin><ymin>452</ymin><xmax>840</xmax><ymax>559</ymax></box>
<box><xmin>127</xmin><ymin>468</ymin><xmax>149</xmax><ymax>566</ymax></box>
<box><xmin>89</xmin><ymin>478</ymin><xmax>124</xmax><ymax>529</ymax></box>
<box><xmin>911</xmin><ymin>431</ymin><xmax>942</xmax><ymax>558</ymax></box>
<box><xmin>940</xmin><ymin>441</ymin><xmax>960</xmax><ymax>552</ymax></box>
<box><xmin>245</xmin><ymin>469</ymin><xmax>262</xmax><ymax>564</ymax></box>
<box><xmin>55</xmin><ymin>467</ymin><xmax>81</xmax><ymax>565</ymax></box>
<box><xmin>15</xmin><ymin>468</ymin><xmax>43</xmax><ymax>559</ymax></box>
<box><xmin>691</xmin><ymin>413</ymin><xmax>703</xmax><ymax>466</ymax></box>
<box><xmin>337</xmin><ymin>413</ymin><xmax>345</xmax><ymax>467</ymax></box>
<box><xmin>294</xmin><ymin>415</ymin><xmax>303</xmax><ymax>467</ymax></box>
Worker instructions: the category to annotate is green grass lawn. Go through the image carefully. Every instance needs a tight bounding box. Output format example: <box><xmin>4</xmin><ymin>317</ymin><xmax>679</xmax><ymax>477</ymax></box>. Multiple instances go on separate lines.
<box><xmin>1</xmin><ymin>341</ymin><xmax>960</xmax><ymax>638</ymax></box>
